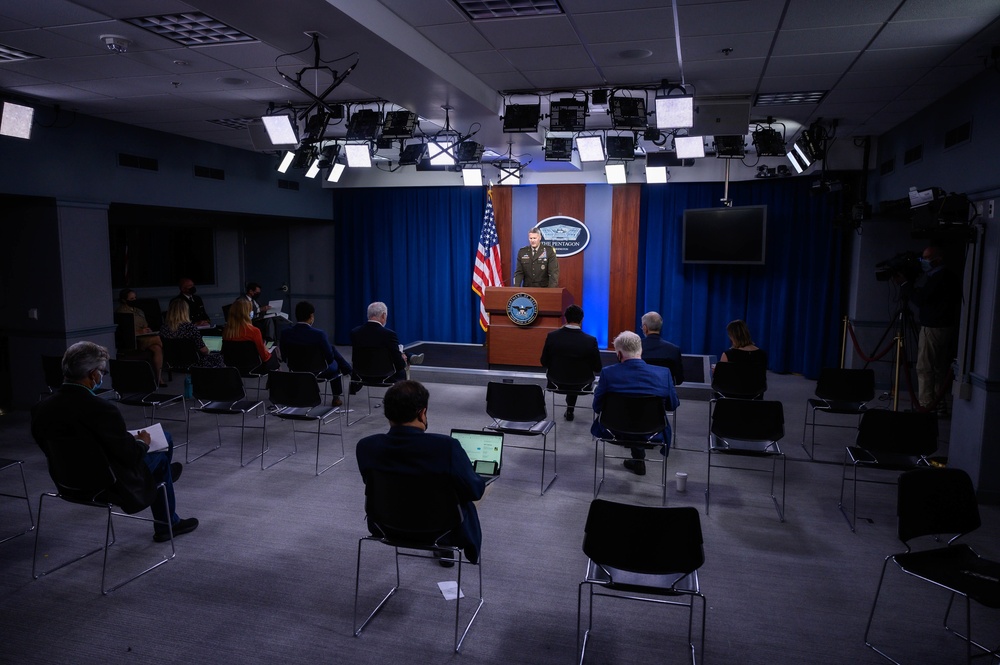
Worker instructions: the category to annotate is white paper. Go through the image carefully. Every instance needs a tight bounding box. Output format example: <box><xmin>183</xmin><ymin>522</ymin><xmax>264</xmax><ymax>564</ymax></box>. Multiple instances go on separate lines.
<box><xmin>128</xmin><ymin>422</ymin><xmax>169</xmax><ymax>452</ymax></box>
<box><xmin>437</xmin><ymin>580</ymin><xmax>464</xmax><ymax>601</ymax></box>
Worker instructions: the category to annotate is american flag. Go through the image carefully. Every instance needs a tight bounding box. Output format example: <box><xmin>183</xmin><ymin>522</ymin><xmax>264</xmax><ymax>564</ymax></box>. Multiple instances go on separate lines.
<box><xmin>472</xmin><ymin>187</ymin><xmax>503</xmax><ymax>331</ymax></box>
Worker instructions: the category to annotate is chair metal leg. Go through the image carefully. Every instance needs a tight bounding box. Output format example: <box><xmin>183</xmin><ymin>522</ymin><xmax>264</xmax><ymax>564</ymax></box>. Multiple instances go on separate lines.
<box><xmin>0</xmin><ymin>460</ymin><xmax>35</xmax><ymax>543</ymax></box>
<box><xmin>539</xmin><ymin>432</ymin><xmax>558</xmax><ymax>496</ymax></box>
<box><xmin>704</xmin><ymin>448</ymin><xmax>712</xmax><ymax>516</ymax></box>
<box><xmin>837</xmin><ymin>452</ymin><xmax>858</xmax><ymax>532</ymax></box>
<box><xmin>315</xmin><ymin>410</ymin><xmax>346</xmax><ymax>476</ymax></box>
<box><xmin>942</xmin><ymin>592</ymin><xmax>999</xmax><ymax>663</ymax></box>
<box><xmin>184</xmin><ymin>406</ymin><xmax>223</xmax><ymax>463</ymax></box>
<box><xmin>800</xmin><ymin>405</ymin><xmax>815</xmax><ymax>460</ymax></box>
<box><xmin>770</xmin><ymin>453</ymin><xmax>786</xmax><ymax>522</ymax></box>
<box><xmin>261</xmin><ymin>414</ymin><xmax>297</xmax><ymax>470</ymax></box>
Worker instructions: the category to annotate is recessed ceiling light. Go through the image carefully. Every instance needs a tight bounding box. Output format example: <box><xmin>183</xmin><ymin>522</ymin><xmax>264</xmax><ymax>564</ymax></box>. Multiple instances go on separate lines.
<box><xmin>619</xmin><ymin>49</ymin><xmax>652</xmax><ymax>59</ymax></box>
<box><xmin>217</xmin><ymin>77</ymin><xmax>248</xmax><ymax>86</ymax></box>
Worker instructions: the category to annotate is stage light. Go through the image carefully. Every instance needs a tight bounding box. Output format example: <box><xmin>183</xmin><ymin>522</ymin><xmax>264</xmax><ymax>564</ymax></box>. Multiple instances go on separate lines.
<box><xmin>305</xmin><ymin>157</ymin><xmax>321</xmax><ymax>178</ymax></box>
<box><xmin>261</xmin><ymin>114</ymin><xmax>298</xmax><ymax>147</ymax></box>
<box><xmin>276</xmin><ymin>150</ymin><xmax>296</xmax><ymax>173</ymax></box>
<box><xmin>381</xmin><ymin>110</ymin><xmax>417</xmax><ymax>139</ymax></box>
<box><xmin>654</xmin><ymin>94</ymin><xmax>693</xmax><ymax>129</ymax></box>
<box><xmin>645</xmin><ymin>152</ymin><xmax>672</xmax><ymax>184</ymax></box>
<box><xmin>303</xmin><ymin>110</ymin><xmax>329</xmax><ymax>139</ymax></box>
<box><xmin>752</xmin><ymin>126</ymin><xmax>785</xmax><ymax>156</ymax></box>
<box><xmin>605</xmin><ymin>162</ymin><xmax>627</xmax><ymax>184</ymax></box>
<box><xmin>496</xmin><ymin>159</ymin><xmax>521</xmax><ymax>185</ymax></box>
<box><xmin>462</xmin><ymin>167</ymin><xmax>483</xmax><ymax>187</ymax></box>
<box><xmin>502</xmin><ymin>103</ymin><xmax>541</xmax><ymax>132</ymax></box>
<box><xmin>346</xmin><ymin>109</ymin><xmax>382</xmax><ymax>140</ymax></box>
<box><xmin>290</xmin><ymin>146</ymin><xmax>314</xmax><ymax>170</ymax></box>
<box><xmin>576</xmin><ymin>135</ymin><xmax>605</xmax><ymax>162</ymax></box>
<box><xmin>610</xmin><ymin>95</ymin><xmax>647</xmax><ymax>129</ymax></box>
<box><xmin>456</xmin><ymin>141</ymin><xmax>484</xmax><ymax>164</ymax></box>
<box><xmin>606</xmin><ymin>135</ymin><xmax>636</xmax><ymax>160</ymax></box>
<box><xmin>787</xmin><ymin>141</ymin><xmax>812</xmax><ymax>173</ymax></box>
<box><xmin>427</xmin><ymin>140</ymin><xmax>455</xmax><ymax>166</ymax></box>
<box><xmin>713</xmin><ymin>135</ymin><xmax>746</xmax><ymax>158</ymax></box>
<box><xmin>549</xmin><ymin>98</ymin><xmax>586</xmax><ymax>132</ymax></box>
<box><xmin>326</xmin><ymin>162</ymin><xmax>346</xmax><ymax>183</ymax></box>
<box><xmin>398</xmin><ymin>143</ymin><xmax>426</xmax><ymax>166</ymax></box>
<box><xmin>674</xmin><ymin>135</ymin><xmax>705</xmax><ymax>159</ymax></box>
<box><xmin>544</xmin><ymin>136</ymin><xmax>574</xmax><ymax>161</ymax></box>
<box><xmin>345</xmin><ymin>143</ymin><xmax>372</xmax><ymax>168</ymax></box>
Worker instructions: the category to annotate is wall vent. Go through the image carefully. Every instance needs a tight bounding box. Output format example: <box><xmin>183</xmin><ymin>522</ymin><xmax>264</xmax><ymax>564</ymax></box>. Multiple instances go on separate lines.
<box><xmin>118</xmin><ymin>153</ymin><xmax>159</xmax><ymax>171</ymax></box>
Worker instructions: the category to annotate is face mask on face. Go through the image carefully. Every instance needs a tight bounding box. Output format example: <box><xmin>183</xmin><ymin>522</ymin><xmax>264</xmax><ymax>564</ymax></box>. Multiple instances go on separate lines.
<box><xmin>186</xmin><ymin>286</ymin><xmax>197</xmax><ymax>295</ymax></box>
<box><xmin>92</xmin><ymin>369</ymin><xmax>104</xmax><ymax>392</ymax></box>
<box><xmin>919</xmin><ymin>258</ymin><xmax>932</xmax><ymax>272</ymax></box>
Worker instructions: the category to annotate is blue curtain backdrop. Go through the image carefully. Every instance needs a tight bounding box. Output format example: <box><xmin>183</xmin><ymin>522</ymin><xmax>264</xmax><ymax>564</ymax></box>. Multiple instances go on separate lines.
<box><xmin>637</xmin><ymin>178</ymin><xmax>844</xmax><ymax>378</ymax></box>
<box><xmin>333</xmin><ymin>186</ymin><xmax>488</xmax><ymax>346</ymax></box>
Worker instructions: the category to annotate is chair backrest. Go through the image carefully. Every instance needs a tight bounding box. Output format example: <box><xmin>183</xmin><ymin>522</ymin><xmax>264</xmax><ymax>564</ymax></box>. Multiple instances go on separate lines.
<box><xmin>485</xmin><ymin>382</ymin><xmax>547</xmax><ymax>422</ymax></box>
<box><xmin>161</xmin><ymin>337</ymin><xmax>202</xmax><ymax>370</ymax></box>
<box><xmin>114</xmin><ymin>312</ymin><xmax>138</xmax><ymax>351</ymax></box>
<box><xmin>710</xmin><ymin>399</ymin><xmax>785</xmax><ymax>441</ymax></box>
<box><xmin>221</xmin><ymin>339</ymin><xmax>263</xmax><ymax>375</ymax></box>
<box><xmin>352</xmin><ymin>345</ymin><xmax>397</xmax><ymax>382</ymax></box>
<box><xmin>897</xmin><ymin>467</ymin><xmax>981</xmax><ymax>544</ymax></box>
<box><xmin>545</xmin><ymin>355</ymin><xmax>597</xmax><ymax>389</ymax></box>
<box><xmin>644</xmin><ymin>356</ymin><xmax>682</xmax><ymax>385</ymax></box>
<box><xmin>221</xmin><ymin>303</ymin><xmax>233</xmax><ymax>322</ymax></box>
<box><xmin>582</xmin><ymin>499</ymin><xmax>704</xmax><ymax>575</ymax></box>
<box><xmin>190</xmin><ymin>366</ymin><xmax>246</xmax><ymax>402</ymax></box>
<box><xmin>267</xmin><ymin>371</ymin><xmax>321</xmax><ymax>408</ymax></box>
<box><xmin>711</xmin><ymin>361</ymin><xmax>766</xmax><ymax>398</ymax></box>
<box><xmin>283</xmin><ymin>342</ymin><xmax>329</xmax><ymax>375</ymax></box>
<box><xmin>108</xmin><ymin>358</ymin><xmax>156</xmax><ymax>394</ymax></box>
<box><xmin>598</xmin><ymin>393</ymin><xmax>668</xmax><ymax>437</ymax></box>
<box><xmin>815</xmin><ymin>367</ymin><xmax>875</xmax><ymax>403</ymax></box>
<box><xmin>856</xmin><ymin>409</ymin><xmax>938</xmax><ymax>456</ymax></box>
<box><xmin>363</xmin><ymin>469</ymin><xmax>463</xmax><ymax>545</ymax></box>
<box><xmin>132</xmin><ymin>297</ymin><xmax>163</xmax><ymax>331</ymax></box>
<box><xmin>41</xmin><ymin>355</ymin><xmax>63</xmax><ymax>390</ymax></box>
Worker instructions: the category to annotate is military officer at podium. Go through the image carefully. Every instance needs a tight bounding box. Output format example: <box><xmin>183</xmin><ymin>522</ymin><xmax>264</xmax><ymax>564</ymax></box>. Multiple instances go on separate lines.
<box><xmin>513</xmin><ymin>227</ymin><xmax>559</xmax><ymax>288</ymax></box>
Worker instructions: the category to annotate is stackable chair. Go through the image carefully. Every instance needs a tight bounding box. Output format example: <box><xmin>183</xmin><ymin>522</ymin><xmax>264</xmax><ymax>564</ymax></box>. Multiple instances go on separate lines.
<box><xmin>708</xmin><ymin>361</ymin><xmax>767</xmax><ymax>430</ymax></box>
<box><xmin>354</xmin><ymin>470</ymin><xmax>484</xmax><ymax>653</ymax></box>
<box><xmin>593</xmin><ymin>393</ymin><xmax>671</xmax><ymax>506</ymax></box>
<box><xmin>838</xmin><ymin>409</ymin><xmax>938</xmax><ymax>532</ymax></box>
<box><xmin>186</xmin><ymin>366</ymin><xmax>265</xmax><ymax>465</ymax></box>
<box><xmin>160</xmin><ymin>337</ymin><xmax>202</xmax><ymax>381</ymax></box>
<box><xmin>865</xmin><ymin>467</ymin><xmax>1000</xmax><ymax>664</ymax></box>
<box><xmin>644</xmin><ymin>357</ymin><xmax>681</xmax><ymax>441</ymax></box>
<box><xmin>221</xmin><ymin>339</ymin><xmax>271</xmax><ymax>399</ymax></box>
<box><xmin>265</xmin><ymin>371</ymin><xmax>344</xmax><ymax>475</ymax></box>
<box><xmin>40</xmin><ymin>354</ymin><xmax>117</xmax><ymax>402</ymax></box>
<box><xmin>706</xmin><ymin>398</ymin><xmax>786</xmax><ymax>521</ymax></box>
<box><xmin>346</xmin><ymin>346</ymin><xmax>398</xmax><ymax>426</ymax></box>
<box><xmin>484</xmin><ymin>382</ymin><xmax>557</xmax><ymax>495</ymax></box>
<box><xmin>801</xmin><ymin>367</ymin><xmax>875</xmax><ymax>460</ymax></box>
<box><xmin>0</xmin><ymin>459</ymin><xmax>35</xmax><ymax>544</ymax></box>
<box><xmin>282</xmin><ymin>342</ymin><xmax>341</xmax><ymax>402</ymax></box>
<box><xmin>544</xmin><ymin>358</ymin><xmax>597</xmax><ymax>420</ymax></box>
<box><xmin>578</xmin><ymin>499</ymin><xmax>706</xmax><ymax>665</ymax></box>
<box><xmin>107</xmin><ymin>358</ymin><xmax>185</xmax><ymax>428</ymax></box>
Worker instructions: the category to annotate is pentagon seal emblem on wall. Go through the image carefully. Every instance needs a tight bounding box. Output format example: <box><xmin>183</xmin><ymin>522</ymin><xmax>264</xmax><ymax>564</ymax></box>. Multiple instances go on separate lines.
<box><xmin>536</xmin><ymin>215</ymin><xmax>590</xmax><ymax>258</ymax></box>
<box><xmin>506</xmin><ymin>292</ymin><xmax>539</xmax><ymax>326</ymax></box>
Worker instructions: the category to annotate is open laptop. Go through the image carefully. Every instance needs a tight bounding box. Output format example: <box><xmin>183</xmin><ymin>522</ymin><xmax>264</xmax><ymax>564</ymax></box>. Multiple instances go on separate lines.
<box><xmin>202</xmin><ymin>336</ymin><xmax>223</xmax><ymax>352</ymax></box>
<box><xmin>450</xmin><ymin>429</ymin><xmax>503</xmax><ymax>483</ymax></box>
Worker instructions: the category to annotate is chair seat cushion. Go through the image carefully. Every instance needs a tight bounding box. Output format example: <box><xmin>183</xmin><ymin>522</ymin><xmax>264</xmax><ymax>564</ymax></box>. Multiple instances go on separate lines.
<box><xmin>586</xmin><ymin>561</ymin><xmax>699</xmax><ymax>596</ymax></box>
<box><xmin>492</xmin><ymin>419</ymin><xmax>554</xmax><ymax>435</ymax></box>
<box><xmin>895</xmin><ymin>544</ymin><xmax>1000</xmax><ymax>608</ymax></box>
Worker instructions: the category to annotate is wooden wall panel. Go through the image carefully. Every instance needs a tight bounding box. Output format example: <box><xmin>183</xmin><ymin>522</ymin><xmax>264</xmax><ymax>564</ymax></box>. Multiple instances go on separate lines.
<box><xmin>537</xmin><ymin>184</ymin><xmax>586</xmax><ymax>306</ymax></box>
<box><xmin>607</xmin><ymin>184</ymin><xmax>641</xmax><ymax>347</ymax></box>
<box><xmin>491</xmin><ymin>185</ymin><xmax>513</xmax><ymax>285</ymax></box>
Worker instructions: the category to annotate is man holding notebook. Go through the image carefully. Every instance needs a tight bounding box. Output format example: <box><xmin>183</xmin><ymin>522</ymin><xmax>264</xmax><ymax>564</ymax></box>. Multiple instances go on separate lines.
<box><xmin>31</xmin><ymin>341</ymin><xmax>198</xmax><ymax>543</ymax></box>
<box><xmin>356</xmin><ymin>380</ymin><xmax>484</xmax><ymax>567</ymax></box>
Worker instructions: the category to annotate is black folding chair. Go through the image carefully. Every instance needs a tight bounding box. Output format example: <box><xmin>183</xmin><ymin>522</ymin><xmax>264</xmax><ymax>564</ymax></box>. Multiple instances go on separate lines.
<box><xmin>266</xmin><ymin>371</ymin><xmax>345</xmax><ymax>475</ymax></box>
<box><xmin>593</xmin><ymin>393</ymin><xmax>671</xmax><ymax>505</ymax></box>
<box><xmin>186</xmin><ymin>366</ymin><xmax>265</xmax><ymax>465</ymax></box>
<box><xmin>354</xmin><ymin>470</ymin><xmax>483</xmax><ymax>653</ymax></box>
<box><xmin>865</xmin><ymin>467</ymin><xmax>1000</xmax><ymax>664</ymax></box>
<box><xmin>578</xmin><ymin>499</ymin><xmax>706</xmax><ymax>665</ymax></box>
<box><xmin>347</xmin><ymin>346</ymin><xmax>398</xmax><ymax>426</ymax></box>
<box><xmin>485</xmin><ymin>382</ymin><xmax>557</xmax><ymax>495</ymax></box>
<box><xmin>801</xmin><ymin>367</ymin><xmax>875</xmax><ymax>460</ymax></box>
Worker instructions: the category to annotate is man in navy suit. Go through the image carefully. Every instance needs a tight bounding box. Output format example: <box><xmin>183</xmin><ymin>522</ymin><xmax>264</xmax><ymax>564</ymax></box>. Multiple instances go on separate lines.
<box><xmin>350</xmin><ymin>301</ymin><xmax>423</xmax><ymax>385</ymax></box>
<box><xmin>356</xmin><ymin>380</ymin><xmax>485</xmax><ymax>566</ymax></box>
<box><xmin>540</xmin><ymin>304</ymin><xmax>603</xmax><ymax>421</ymax></box>
<box><xmin>640</xmin><ymin>311</ymin><xmax>684</xmax><ymax>385</ymax></box>
<box><xmin>280</xmin><ymin>301</ymin><xmax>352</xmax><ymax>405</ymax></box>
<box><xmin>591</xmin><ymin>331</ymin><xmax>679</xmax><ymax>476</ymax></box>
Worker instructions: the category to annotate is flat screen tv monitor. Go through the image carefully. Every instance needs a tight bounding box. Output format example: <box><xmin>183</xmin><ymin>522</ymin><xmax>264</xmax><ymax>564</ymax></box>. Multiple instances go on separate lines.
<box><xmin>682</xmin><ymin>205</ymin><xmax>766</xmax><ymax>265</ymax></box>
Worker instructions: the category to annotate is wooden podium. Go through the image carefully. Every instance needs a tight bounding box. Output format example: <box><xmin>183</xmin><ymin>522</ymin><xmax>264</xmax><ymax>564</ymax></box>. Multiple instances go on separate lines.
<box><xmin>484</xmin><ymin>287</ymin><xmax>573</xmax><ymax>367</ymax></box>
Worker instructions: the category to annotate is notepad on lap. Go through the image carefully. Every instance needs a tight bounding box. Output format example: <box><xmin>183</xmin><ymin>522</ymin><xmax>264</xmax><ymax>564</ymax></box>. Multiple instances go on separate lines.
<box><xmin>127</xmin><ymin>422</ymin><xmax>169</xmax><ymax>452</ymax></box>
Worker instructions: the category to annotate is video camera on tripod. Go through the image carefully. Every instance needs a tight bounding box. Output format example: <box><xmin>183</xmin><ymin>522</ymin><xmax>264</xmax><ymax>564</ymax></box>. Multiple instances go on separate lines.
<box><xmin>875</xmin><ymin>251</ymin><xmax>921</xmax><ymax>283</ymax></box>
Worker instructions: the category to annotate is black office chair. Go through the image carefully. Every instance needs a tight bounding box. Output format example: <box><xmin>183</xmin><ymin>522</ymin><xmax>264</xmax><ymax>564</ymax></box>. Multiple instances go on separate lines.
<box><xmin>347</xmin><ymin>346</ymin><xmax>398</xmax><ymax>426</ymax></box>
<box><xmin>707</xmin><ymin>398</ymin><xmax>786</xmax><ymax>521</ymax></box>
<box><xmin>865</xmin><ymin>467</ymin><xmax>1000</xmax><ymax>664</ymax></box>
<box><xmin>354</xmin><ymin>470</ymin><xmax>484</xmax><ymax>653</ymax></box>
<box><xmin>485</xmin><ymin>382</ymin><xmax>557</xmax><ymax>495</ymax></box>
<box><xmin>107</xmin><ymin>358</ymin><xmax>185</xmax><ymax>428</ymax></box>
<box><xmin>578</xmin><ymin>499</ymin><xmax>705</xmax><ymax>665</ymax></box>
<box><xmin>186</xmin><ymin>366</ymin><xmax>265</xmax><ymax>465</ymax></box>
<box><xmin>593</xmin><ymin>393</ymin><xmax>671</xmax><ymax>506</ymax></box>
<box><xmin>266</xmin><ymin>371</ymin><xmax>344</xmax><ymax>475</ymax></box>
<box><xmin>0</xmin><ymin>458</ymin><xmax>35</xmax><ymax>544</ymax></box>
<box><xmin>838</xmin><ymin>409</ymin><xmax>938</xmax><ymax>532</ymax></box>
<box><xmin>801</xmin><ymin>367</ymin><xmax>875</xmax><ymax>460</ymax></box>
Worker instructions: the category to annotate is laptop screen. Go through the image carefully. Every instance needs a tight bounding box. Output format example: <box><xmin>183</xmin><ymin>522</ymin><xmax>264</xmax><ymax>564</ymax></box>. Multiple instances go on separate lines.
<box><xmin>203</xmin><ymin>336</ymin><xmax>223</xmax><ymax>352</ymax></box>
<box><xmin>450</xmin><ymin>429</ymin><xmax>503</xmax><ymax>476</ymax></box>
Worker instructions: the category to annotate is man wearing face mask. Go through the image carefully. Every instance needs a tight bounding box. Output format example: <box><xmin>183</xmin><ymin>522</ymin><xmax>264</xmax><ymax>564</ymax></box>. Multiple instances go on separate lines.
<box><xmin>900</xmin><ymin>245</ymin><xmax>962</xmax><ymax>416</ymax></box>
<box><xmin>31</xmin><ymin>342</ymin><xmax>198</xmax><ymax>542</ymax></box>
<box><xmin>171</xmin><ymin>277</ymin><xmax>211</xmax><ymax>327</ymax></box>
<box><xmin>513</xmin><ymin>227</ymin><xmax>559</xmax><ymax>288</ymax></box>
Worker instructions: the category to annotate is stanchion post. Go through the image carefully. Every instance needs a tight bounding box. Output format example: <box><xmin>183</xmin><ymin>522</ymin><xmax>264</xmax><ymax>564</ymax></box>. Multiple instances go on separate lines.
<box><xmin>892</xmin><ymin>333</ymin><xmax>903</xmax><ymax>411</ymax></box>
<box><xmin>840</xmin><ymin>316</ymin><xmax>849</xmax><ymax>368</ymax></box>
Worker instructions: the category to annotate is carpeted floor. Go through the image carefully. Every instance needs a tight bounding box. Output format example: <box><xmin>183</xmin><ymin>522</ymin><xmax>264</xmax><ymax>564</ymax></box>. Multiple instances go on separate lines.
<box><xmin>0</xmin><ymin>366</ymin><xmax>997</xmax><ymax>665</ymax></box>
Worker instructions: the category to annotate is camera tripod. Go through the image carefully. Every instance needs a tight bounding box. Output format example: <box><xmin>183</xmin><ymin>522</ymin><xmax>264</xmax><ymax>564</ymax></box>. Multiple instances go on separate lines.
<box><xmin>865</xmin><ymin>294</ymin><xmax>920</xmax><ymax>411</ymax></box>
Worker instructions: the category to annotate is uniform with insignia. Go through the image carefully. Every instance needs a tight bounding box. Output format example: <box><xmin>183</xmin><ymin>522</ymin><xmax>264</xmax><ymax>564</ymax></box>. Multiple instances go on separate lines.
<box><xmin>513</xmin><ymin>244</ymin><xmax>559</xmax><ymax>287</ymax></box>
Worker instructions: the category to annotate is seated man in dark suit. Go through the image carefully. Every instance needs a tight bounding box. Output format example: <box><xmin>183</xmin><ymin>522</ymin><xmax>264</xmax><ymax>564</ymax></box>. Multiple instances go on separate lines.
<box><xmin>280</xmin><ymin>300</ymin><xmax>352</xmax><ymax>406</ymax></box>
<box><xmin>540</xmin><ymin>304</ymin><xmax>602</xmax><ymax>421</ymax></box>
<box><xmin>31</xmin><ymin>341</ymin><xmax>198</xmax><ymax>542</ymax></box>
<box><xmin>591</xmin><ymin>331</ymin><xmax>680</xmax><ymax>476</ymax></box>
<box><xmin>356</xmin><ymin>380</ymin><xmax>485</xmax><ymax>566</ymax></box>
<box><xmin>640</xmin><ymin>311</ymin><xmax>684</xmax><ymax>386</ymax></box>
<box><xmin>350</xmin><ymin>301</ymin><xmax>423</xmax><ymax>386</ymax></box>
<box><xmin>171</xmin><ymin>277</ymin><xmax>211</xmax><ymax>327</ymax></box>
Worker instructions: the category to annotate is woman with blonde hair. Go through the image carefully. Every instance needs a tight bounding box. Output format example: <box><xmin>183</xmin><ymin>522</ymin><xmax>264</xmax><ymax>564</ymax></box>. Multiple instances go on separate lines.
<box><xmin>160</xmin><ymin>299</ymin><xmax>225</xmax><ymax>368</ymax></box>
<box><xmin>222</xmin><ymin>299</ymin><xmax>278</xmax><ymax>370</ymax></box>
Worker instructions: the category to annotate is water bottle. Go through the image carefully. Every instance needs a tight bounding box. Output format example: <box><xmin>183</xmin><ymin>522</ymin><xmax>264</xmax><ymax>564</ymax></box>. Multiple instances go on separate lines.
<box><xmin>184</xmin><ymin>375</ymin><xmax>193</xmax><ymax>399</ymax></box>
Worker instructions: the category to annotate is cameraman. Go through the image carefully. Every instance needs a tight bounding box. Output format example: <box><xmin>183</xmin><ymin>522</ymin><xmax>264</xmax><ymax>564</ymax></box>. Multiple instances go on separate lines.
<box><xmin>895</xmin><ymin>245</ymin><xmax>962</xmax><ymax>415</ymax></box>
